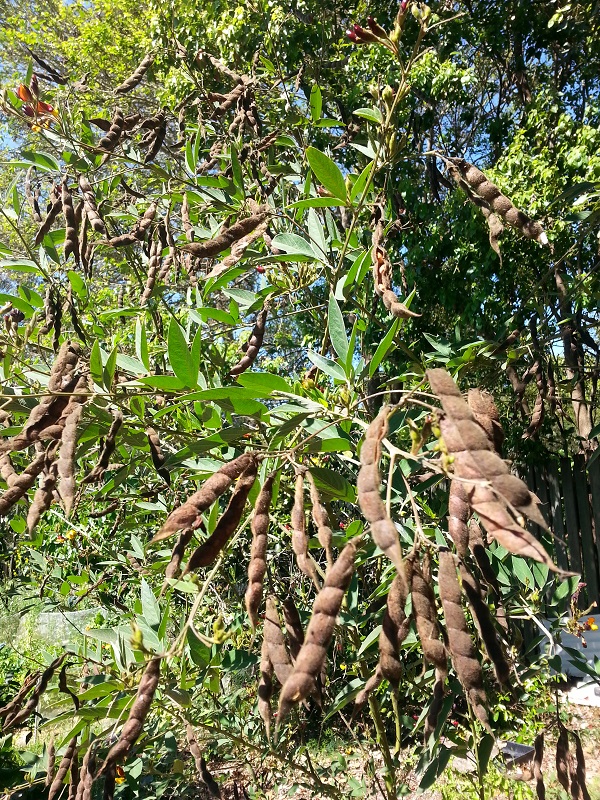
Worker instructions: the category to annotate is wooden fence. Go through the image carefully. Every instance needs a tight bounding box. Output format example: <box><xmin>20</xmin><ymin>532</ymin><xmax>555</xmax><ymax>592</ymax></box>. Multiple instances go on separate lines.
<box><xmin>524</xmin><ymin>456</ymin><xmax>600</xmax><ymax>605</ymax></box>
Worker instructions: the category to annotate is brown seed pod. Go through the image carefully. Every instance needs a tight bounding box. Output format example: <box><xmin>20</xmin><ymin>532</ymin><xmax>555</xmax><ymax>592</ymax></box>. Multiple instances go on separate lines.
<box><xmin>467</xmin><ymin>388</ymin><xmax>504</xmax><ymax>454</ymax></box>
<box><xmin>35</xmin><ymin>185</ymin><xmax>62</xmax><ymax>245</ymax></box>
<box><xmin>184</xmin><ymin>459</ymin><xmax>258</xmax><ymax>571</ymax></box>
<box><xmin>181</xmin><ymin>208</ymin><xmax>270</xmax><ymax>260</ymax></box>
<box><xmin>290</xmin><ymin>470</ymin><xmax>320</xmax><ymax>588</ymax></box>
<box><xmin>282</xmin><ymin>598</ymin><xmax>305</xmax><ymax>663</ymax></box>
<box><xmin>74</xmin><ymin>742</ymin><xmax>96</xmax><ymax>800</ymax></box>
<box><xmin>428</xmin><ymin>368</ymin><xmax>559</xmax><ymax>571</ymax></box>
<box><xmin>133</xmin><ymin>201</ymin><xmax>158</xmax><ymax>241</ymax></box>
<box><xmin>205</xmin><ymin>215</ymin><xmax>270</xmax><ymax>279</ymax></box>
<box><xmin>2</xmin><ymin>654</ymin><xmax>65</xmax><ymax>731</ymax></box>
<box><xmin>481</xmin><ymin>206</ymin><xmax>503</xmax><ymax>260</ymax></box>
<box><xmin>278</xmin><ymin>538</ymin><xmax>358</xmax><ymax>723</ymax></box>
<box><xmin>379</xmin><ymin>573</ymin><xmax>410</xmax><ymax>686</ymax></box>
<box><xmin>25</xmin><ymin>167</ymin><xmax>42</xmax><ymax>222</ymax></box>
<box><xmin>45</xmin><ymin>735</ymin><xmax>56</xmax><ymax>787</ymax></box>
<box><xmin>411</xmin><ymin>556</ymin><xmax>447</xmax><ymax>675</ymax></box>
<box><xmin>67</xmin><ymin>746</ymin><xmax>79</xmax><ymax>800</ymax></box>
<box><xmin>100</xmin><ymin>657</ymin><xmax>161</xmax><ymax>774</ymax></box>
<box><xmin>26</xmin><ymin>454</ymin><xmax>58</xmax><ymax>533</ymax></box>
<box><xmin>143</xmin><ymin>114</ymin><xmax>167</xmax><ymax>163</ymax></box>
<box><xmin>103</xmin><ymin>766</ymin><xmax>115</xmax><ymax>800</ymax></box>
<box><xmin>62</xmin><ymin>178</ymin><xmax>80</xmax><ymax>264</ymax></box>
<box><xmin>257</xmin><ymin>633</ymin><xmax>274</xmax><ymax>738</ymax></box>
<box><xmin>163</xmin><ymin>528</ymin><xmax>194</xmax><ymax>585</ymax></box>
<box><xmin>0</xmin><ymin>453</ymin><xmax>17</xmax><ymax>484</ymax></box>
<box><xmin>448</xmin><ymin>157</ymin><xmax>548</xmax><ymax>245</ymax></box>
<box><xmin>98</xmin><ymin>108</ymin><xmax>124</xmax><ymax>152</ymax></box>
<box><xmin>0</xmin><ymin>669</ymin><xmax>40</xmax><ymax>723</ymax></box>
<box><xmin>556</xmin><ymin>725</ymin><xmax>571</xmax><ymax>793</ymax></box>
<box><xmin>229</xmin><ymin>306</ymin><xmax>268</xmax><ymax>377</ymax></box>
<box><xmin>357</xmin><ymin>406</ymin><xmax>407</xmax><ymax>581</ymax></box>
<box><xmin>186</xmin><ymin>725</ymin><xmax>221</xmax><ymax>798</ymax></box>
<box><xmin>153</xmin><ymin>452</ymin><xmax>256</xmax><ymax>541</ymax></box>
<box><xmin>306</xmin><ymin>471</ymin><xmax>334</xmax><ymax>571</ymax></box>
<box><xmin>354</xmin><ymin>669</ymin><xmax>384</xmax><ymax>710</ymax></box>
<box><xmin>146</xmin><ymin>427</ymin><xmax>169</xmax><ymax>484</ymax></box>
<box><xmin>82</xmin><ymin>409</ymin><xmax>123</xmax><ymax>484</ymax></box>
<box><xmin>571</xmin><ymin>730</ymin><xmax>591</xmax><ymax>800</ymax></box>
<box><xmin>459</xmin><ymin>563</ymin><xmax>510</xmax><ymax>685</ymax></box>
<box><xmin>533</xmin><ymin>733</ymin><xmax>545</xmax><ymax>800</ymax></box>
<box><xmin>48</xmin><ymin>737</ymin><xmax>78</xmax><ymax>800</ymax></box>
<box><xmin>245</xmin><ymin>475</ymin><xmax>274</xmax><ymax>630</ymax></box>
<box><xmin>115</xmin><ymin>53</ymin><xmax>154</xmax><ymax>94</ymax></box>
<box><xmin>140</xmin><ymin>239</ymin><xmax>161</xmax><ymax>306</ymax></box>
<box><xmin>264</xmin><ymin>595</ymin><xmax>294</xmax><ymax>686</ymax></box>
<box><xmin>39</xmin><ymin>285</ymin><xmax>56</xmax><ymax>336</ymax></box>
<box><xmin>78</xmin><ymin>175</ymin><xmax>106</xmax><ymax>235</ymax></box>
<box><xmin>438</xmin><ymin>550</ymin><xmax>490</xmax><ymax>732</ymax></box>
<box><xmin>448</xmin><ymin>479</ymin><xmax>470</xmax><ymax>557</ymax></box>
<box><xmin>0</xmin><ymin>452</ymin><xmax>46</xmax><ymax>516</ymax></box>
<box><xmin>57</xmin><ymin>403</ymin><xmax>83</xmax><ymax>516</ymax></box>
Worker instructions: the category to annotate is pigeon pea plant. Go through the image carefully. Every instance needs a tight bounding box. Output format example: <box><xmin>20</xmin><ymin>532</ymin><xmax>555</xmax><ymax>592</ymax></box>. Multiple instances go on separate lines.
<box><xmin>0</xmin><ymin>4</ymin><xmax>592</xmax><ymax>799</ymax></box>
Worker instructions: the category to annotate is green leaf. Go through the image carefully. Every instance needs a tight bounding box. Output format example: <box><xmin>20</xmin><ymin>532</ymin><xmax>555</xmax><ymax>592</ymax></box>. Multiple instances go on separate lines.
<box><xmin>307</xmin><ymin>350</ymin><xmax>347</xmax><ymax>381</ymax></box>
<box><xmin>353</xmin><ymin>107</ymin><xmax>383</xmax><ymax>124</ymax></box>
<box><xmin>0</xmin><ymin>293</ymin><xmax>34</xmax><ymax>315</ymax></box>
<box><xmin>89</xmin><ymin>340</ymin><xmax>103</xmax><ymax>386</ymax></box>
<box><xmin>103</xmin><ymin>345</ymin><xmax>118</xmax><ymax>390</ymax></box>
<box><xmin>287</xmin><ymin>197</ymin><xmax>345</xmax><ymax>210</ymax></box>
<box><xmin>140</xmin><ymin>579</ymin><xmax>161</xmax><ymax>629</ymax></box>
<box><xmin>0</xmin><ymin>259</ymin><xmax>41</xmax><ymax>275</ymax></box>
<box><xmin>350</xmin><ymin>162</ymin><xmax>374</xmax><ymax>204</ymax></box>
<box><xmin>328</xmin><ymin>294</ymin><xmax>349</xmax><ymax>363</ymax></box>
<box><xmin>308</xmin><ymin>466</ymin><xmax>356</xmax><ymax>502</ymax></box>
<box><xmin>369</xmin><ymin>319</ymin><xmax>400</xmax><ymax>377</ymax></box>
<box><xmin>306</xmin><ymin>147</ymin><xmax>347</xmax><ymax>204</ymax></box>
<box><xmin>138</xmin><ymin>375</ymin><xmax>185</xmax><ymax>390</ymax></box>
<box><xmin>235</xmin><ymin>372</ymin><xmax>293</xmax><ymax>394</ymax></box>
<box><xmin>270</xmin><ymin>233</ymin><xmax>320</xmax><ymax>261</ymax></box>
<box><xmin>309</xmin><ymin>83</ymin><xmax>322</xmax><ymax>122</ymax></box>
<box><xmin>20</xmin><ymin>150</ymin><xmax>60</xmax><ymax>172</ymax></box>
<box><xmin>135</xmin><ymin>318</ymin><xmax>150</xmax><ymax>371</ymax></box>
<box><xmin>167</xmin><ymin>319</ymin><xmax>197</xmax><ymax>388</ymax></box>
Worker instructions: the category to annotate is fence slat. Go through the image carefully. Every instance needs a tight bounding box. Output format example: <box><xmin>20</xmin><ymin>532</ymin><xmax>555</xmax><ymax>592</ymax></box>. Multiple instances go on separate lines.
<box><xmin>573</xmin><ymin>454</ymin><xmax>599</xmax><ymax>603</ymax></box>
<box><xmin>561</xmin><ymin>457</ymin><xmax>582</xmax><ymax>575</ymax></box>
<box><xmin>546</xmin><ymin>462</ymin><xmax>569</xmax><ymax>570</ymax></box>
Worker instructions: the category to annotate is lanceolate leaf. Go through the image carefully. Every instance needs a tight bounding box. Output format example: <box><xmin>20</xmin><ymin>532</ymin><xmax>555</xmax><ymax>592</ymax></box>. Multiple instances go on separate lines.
<box><xmin>306</xmin><ymin>147</ymin><xmax>347</xmax><ymax>204</ymax></box>
<box><xmin>167</xmin><ymin>319</ymin><xmax>197</xmax><ymax>388</ymax></box>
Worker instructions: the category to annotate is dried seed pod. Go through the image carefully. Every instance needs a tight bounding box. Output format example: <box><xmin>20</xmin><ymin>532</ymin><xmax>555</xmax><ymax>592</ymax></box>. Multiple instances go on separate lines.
<box><xmin>181</xmin><ymin>208</ymin><xmax>270</xmax><ymax>260</ymax></box>
<box><xmin>74</xmin><ymin>743</ymin><xmax>95</xmax><ymax>800</ymax></box>
<box><xmin>57</xmin><ymin>403</ymin><xmax>83</xmax><ymax>516</ymax></box>
<box><xmin>2</xmin><ymin>654</ymin><xmax>65</xmax><ymax>730</ymax></box>
<box><xmin>571</xmin><ymin>730</ymin><xmax>591</xmax><ymax>800</ymax></box>
<box><xmin>98</xmin><ymin>108</ymin><xmax>124</xmax><ymax>152</ymax></box>
<box><xmin>459</xmin><ymin>563</ymin><xmax>510</xmax><ymax>685</ymax></box>
<box><xmin>0</xmin><ymin>453</ymin><xmax>17</xmax><ymax>484</ymax></box>
<box><xmin>153</xmin><ymin>452</ymin><xmax>256</xmax><ymax>541</ymax></box>
<box><xmin>0</xmin><ymin>670</ymin><xmax>40</xmax><ymax>723</ymax></box>
<box><xmin>411</xmin><ymin>557</ymin><xmax>447</xmax><ymax>675</ymax></box>
<box><xmin>467</xmin><ymin>388</ymin><xmax>504</xmax><ymax>454</ymax></box>
<box><xmin>481</xmin><ymin>206</ymin><xmax>503</xmax><ymax>260</ymax></box>
<box><xmin>245</xmin><ymin>474</ymin><xmax>274</xmax><ymax>629</ymax></box>
<box><xmin>264</xmin><ymin>595</ymin><xmax>293</xmax><ymax>686</ymax></box>
<box><xmin>82</xmin><ymin>409</ymin><xmax>123</xmax><ymax>484</ymax></box>
<box><xmin>132</xmin><ymin>201</ymin><xmax>158</xmax><ymax>242</ymax></box>
<box><xmin>290</xmin><ymin>471</ymin><xmax>320</xmax><ymax>588</ymax></box>
<box><xmin>357</xmin><ymin>406</ymin><xmax>407</xmax><ymax>580</ymax></box>
<box><xmin>48</xmin><ymin>737</ymin><xmax>78</xmax><ymax>800</ymax></box>
<box><xmin>45</xmin><ymin>736</ymin><xmax>56</xmax><ymax>787</ymax></box>
<box><xmin>205</xmin><ymin>214</ymin><xmax>270</xmax><ymax>279</ymax></box>
<box><xmin>100</xmin><ymin>657</ymin><xmax>160</xmax><ymax>774</ymax></box>
<box><xmin>185</xmin><ymin>459</ymin><xmax>258</xmax><ymax>571</ymax></box>
<box><xmin>186</xmin><ymin>725</ymin><xmax>221</xmax><ymax>798</ymax></box>
<box><xmin>556</xmin><ymin>725</ymin><xmax>570</xmax><ymax>792</ymax></box>
<box><xmin>257</xmin><ymin>633</ymin><xmax>274</xmax><ymax>738</ymax></box>
<box><xmin>140</xmin><ymin>239</ymin><xmax>160</xmax><ymax>306</ymax></box>
<box><xmin>25</xmin><ymin>167</ymin><xmax>42</xmax><ymax>222</ymax></box>
<box><xmin>278</xmin><ymin>538</ymin><xmax>358</xmax><ymax>723</ymax></box>
<box><xmin>103</xmin><ymin>766</ymin><xmax>115</xmax><ymax>800</ymax></box>
<box><xmin>68</xmin><ymin>746</ymin><xmax>79</xmax><ymax>800</ymax></box>
<box><xmin>143</xmin><ymin>114</ymin><xmax>167</xmax><ymax>163</ymax></box>
<box><xmin>306</xmin><ymin>471</ymin><xmax>334</xmax><ymax>570</ymax></box>
<box><xmin>448</xmin><ymin>157</ymin><xmax>548</xmax><ymax>245</ymax></box>
<box><xmin>26</xmin><ymin>455</ymin><xmax>58</xmax><ymax>533</ymax></box>
<box><xmin>78</xmin><ymin>175</ymin><xmax>106</xmax><ymax>234</ymax></box>
<box><xmin>438</xmin><ymin>550</ymin><xmax>490</xmax><ymax>731</ymax></box>
<box><xmin>448</xmin><ymin>479</ymin><xmax>470</xmax><ymax>557</ymax></box>
<box><xmin>426</xmin><ymin>676</ymin><xmax>446</xmax><ymax>740</ymax></box>
<box><xmin>379</xmin><ymin>574</ymin><xmax>410</xmax><ymax>686</ymax></box>
<box><xmin>146</xmin><ymin>427</ymin><xmax>169</xmax><ymax>484</ymax></box>
<box><xmin>354</xmin><ymin>669</ymin><xmax>383</xmax><ymax>710</ymax></box>
<box><xmin>533</xmin><ymin>733</ymin><xmax>545</xmax><ymax>800</ymax></box>
<box><xmin>163</xmin><ymin>528</ymin><xmax>194</xmax><ymax>584</ymax></box>
<box><xmin>62</xmin><ymin>178</ymin><xmax>80</xmax><ymax>264</ymax></box>
<box><xmin>428</xmin><ymin>368</ymin><xmax>559</xmax><ymax>571</ymax></box>
<box><xmin>0</xmin><ymin>452</ymin><xmax>46</xmax><ymax>516</ymax></box>
<box><xmin>115</xmin><ymin>53</ymin><xmax>154</xmax><ymax>93</ymax></box>
<box><xmin>229</xmin><ymin>306</ymin><xmax>268</xmax><ymax>377</ymax></box>
<box><xmin>35</xmin><ymin>185</ymin><xmax>62</xmax><ymax>245</ymax></box>
<box><xmin>39</xmin><ymin>285</ymin><xmax>56</xmax><ymax>336</ymax></box>
<box><xmin>282</xmin><ymin>598</ymin><xmax>305</xmax><ymax>663</ymax></box>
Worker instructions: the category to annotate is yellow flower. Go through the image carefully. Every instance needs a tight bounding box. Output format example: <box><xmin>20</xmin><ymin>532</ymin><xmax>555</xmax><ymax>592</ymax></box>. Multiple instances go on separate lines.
<box><xmin>115</xmin><ymin>766</ymin><xmax>125</xmax><ymax>784</ymax></box>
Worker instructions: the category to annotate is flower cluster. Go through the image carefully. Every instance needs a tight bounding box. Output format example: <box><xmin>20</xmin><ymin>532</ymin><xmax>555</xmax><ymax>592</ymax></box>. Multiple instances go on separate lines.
<box><xmin>1</xmin><ymin>75</ymin><xmax>59</xmax><ymax>132</ymax></box>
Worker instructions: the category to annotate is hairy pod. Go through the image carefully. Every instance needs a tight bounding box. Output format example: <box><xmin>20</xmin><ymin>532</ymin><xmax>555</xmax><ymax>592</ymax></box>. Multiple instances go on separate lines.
<box><xmin>307</xmin><ymin>471</ymin><xmax>334</xmax><ymax>570</ymax></box>
<box><xmin>2</xmin><ymin>654</ymin><xmax>65</xmax><ymax>730</ymax></box>
<box><xmin>67</xmin><ymin>746</ymin><xmax>79</xmax><ymax>800</ymax></box>
<box><xmin>45</xmin><ymin>736</ymin><xmax>56</xmax><ymax>787</ymax></box>
<box><xmin>448</xmin><ymin>479</ymin><xmax>470</xmax><ymax>557</ymax></box>
<box><xmin>278</xmin><ymin>538</ymin><xmax>358</xmax><ymax>723</ymax></box>
<box><xmin>181</xmin><ymin>208</ymin><xmax>270</xmax><ymax>260</ymax></box>
<box><xmin>282</xmin><ymin>598</ymin><xmax>305</xmax><ymax>663</ymax></box>
<box><xmin>438</xmin><ymin>550</ymin><xmax>490</xmax><ymax>731</ymax></box>
<box><xmin>0</xmin><ymin>670</ymin><xmax>40</xmax><ymax>723</ymax></box>
<box><xmin>154</xmin><ymin>452</ymin><xmax>256</xmax><ymax>540</ymax></box>
<box><xmin>0</xmin><ymin>452</ymin><xmax>46</xmax><ymax>516</ymax></box>
<box><xmin>571</xmin><ymin>730</ymin><xmax>591</xmax><ymax>800</ymax></box>
<box><xmin>74</xmin><ymin>743</ymin><xmax>95</xmax><ymax>800</ymax></box>
<box><xmin>185</xmin><ymin>459</ymin><xmax>257</xmax><ymax>571</ymax></box>
<box><xmin>78</xmin><ymin>175</ymin><xmax>106</xmax><ymax>234</ymax></box>
<box><xmin>133</xmin><ymin>201</ymin><xmax>158</xmax><ymax>240</ymax></box>
<box><xmin>290</xmin><ymin>470</ymin><xmax>320</xmax><ymax>588</ymax></box>
<box><xmin>48</xmin><ymin>737</ymin><xmax>78</xmax><ymax>800</ymax></box>
<box><xmin>62</xmin><ymin>178</ymin><xmax>80</xmax><ymax>263</ymax></box>
<box><xmin>140</xmin><ymin>239</ymin><xmax>161</xmax><ymax>306</ymax></box>
<box><xmin>143</xmin><ymin>114</ymin><xmax>166</xmax><ymax>163</ymax></box>
<box><xmin>25</xmin><ymin>167</ymin><xmax>42</xmax><ymax>222</ymax></box>
<box><xmin>410</xmin><ymin>556</ymin><xmax>447</xmax><ymax>675</ymax></box>
<box><xmin>258</xmin><ymin>634</ymin><xmax>274</xmax><ymax>738</ymax></box>
<box><xmin>98</xmin><ymin>108</ymin><xmax>124</xmax><ymax>152</ymax></box>
<box><xmin>264</xmin><ymin>595</ymin><xmax>294</xmax><ymax>686</ymax></box>
<box><xmin>146</xmin><ymin>427</ymin><xmax>169</xmax><ymax>484</ymax></box>
<box><xmin>229</xmin><ymin>306</ymin><xmax>268</xmax><ymax>377</ymax></box>
<box><xmin>26</xmin><ymin>454</ymin><xmax>58</xmax><ymax>533</ymax></box>
<box><xmin>379</xmin><ymin>574</ymin><xmax>410</xmax><ymax>686</ymax></box>
<box><xmin>245</xmin><ymin>475</ymin><xmax>274</xmax><ymax>629</ymax></box>
<box><xmin>82</xmin><ymin>409</ymin><xmax>123</xmax><ymax>484</ymax></box>
<box><xmin>556</xmin><ymin>725</ymin><xmax>570</xmax><ymax>792</ymax></box>
<box><xmin>186</xmin><ymin>725</ymin><xmax>221</xmax><ymax>798</ymax></box>
<box><xmin>115</xmin><ymin>53</ymin><xmax>154</xmax><ymax>94</ymax></box>
<box><xmin>57</xmin><ymin>403</ymin><xmax>83</xmax><ymax>515</ymax></box>
<box><xmin>533</xmin><ymin>733</ymin><xmax>545</xmax><ymax>800</ymax></box>
<box><xmin>35</xmin><ymin>185</ymin><xmax>62</xmax><ymax>245</ymax></box>
<box><xmin>100</xmin><ymin>657</ymin><xmax>160</xmax><ymax>773</ymax></box>
<box><xmin>164</xmin><ymin>528</ymin><xmax>194</xmax><ymax>583</ymax></box>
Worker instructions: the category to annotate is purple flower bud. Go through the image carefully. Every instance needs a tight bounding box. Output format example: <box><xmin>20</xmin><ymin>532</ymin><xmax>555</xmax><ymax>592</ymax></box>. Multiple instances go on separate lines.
<box><xmin>353</xmin><ymin>23</ymin><xmax>365</xmax><ymax>34</ymax></box>
<box><xmin>346</xmin><ymin>29</ymin><xmax>358</xmax><ymax>41</ymax></box>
